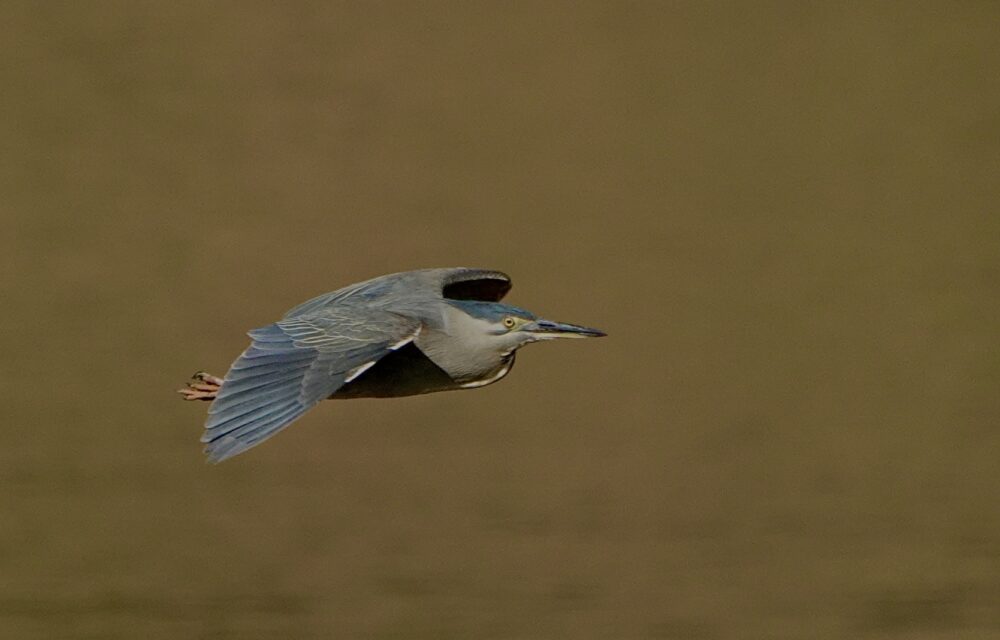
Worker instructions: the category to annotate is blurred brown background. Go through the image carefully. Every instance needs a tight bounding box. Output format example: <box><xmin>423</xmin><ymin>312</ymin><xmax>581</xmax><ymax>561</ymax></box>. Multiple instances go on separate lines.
<box><xmin>2</xmin><ymin>2</ymin><xmax>999</xmax><ymax>638</ymax></box>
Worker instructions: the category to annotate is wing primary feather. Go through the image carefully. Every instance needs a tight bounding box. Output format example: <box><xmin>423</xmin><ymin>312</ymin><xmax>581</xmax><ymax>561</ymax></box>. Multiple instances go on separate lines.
<box><xmin>205</xmin><ymin>387</ymin><xmax>301</xmax><ymax>432</ymax></box>
<box><xmin>204</xmin><ymin>404</ymin><xmax>308</xmax><ymax>462</ymax></box>
<box><xmin>201</xmin><ymin>313</ymin><xmax>421</xmax><ymax>461</ymax></box>
<box><xmin>203</xmin><ymin>401</ymin><xmax>302</xmax><ymax>444</ymax></box>
<box><xmin>214</xmin><ymin>369</ymin><xmax>310</xmax><ymax>399</ymax></box>
<box><xmin>208</xmin><ymin>376</ymin><xmax>311</xmax><ymax>418</ymax></box>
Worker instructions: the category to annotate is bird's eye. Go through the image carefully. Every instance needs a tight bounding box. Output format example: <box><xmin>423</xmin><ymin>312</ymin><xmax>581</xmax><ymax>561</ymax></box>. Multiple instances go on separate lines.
<box><xmin>502</xmin><ymin>317</ymin><xmax>516</xmax><ymax>329</ymax></box>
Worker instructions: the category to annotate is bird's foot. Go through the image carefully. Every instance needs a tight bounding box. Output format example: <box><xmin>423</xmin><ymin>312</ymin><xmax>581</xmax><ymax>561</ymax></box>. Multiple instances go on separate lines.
<box><xmin>178</xmin><ymin>371</ymin><xmax>223</xmax><ymax>401</ymax></box>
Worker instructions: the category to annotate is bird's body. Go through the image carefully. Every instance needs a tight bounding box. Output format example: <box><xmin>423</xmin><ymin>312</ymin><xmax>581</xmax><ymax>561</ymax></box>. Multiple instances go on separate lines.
<box><xmin>181</xmin><ymin>268</ymin><xmax>604</xmax><ymax>462</ymax></box>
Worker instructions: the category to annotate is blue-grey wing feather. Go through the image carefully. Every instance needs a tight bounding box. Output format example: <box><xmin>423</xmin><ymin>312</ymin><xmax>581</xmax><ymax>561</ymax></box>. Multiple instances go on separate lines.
<box><xmin>283</xmin><ymin>267</ymin><xmax>510</xmax><ymax>317</ymax></box>
<box><xmin>202</xmin><ymin>311</ymin><xmax>420</xmax><ymax>462</ymax></box>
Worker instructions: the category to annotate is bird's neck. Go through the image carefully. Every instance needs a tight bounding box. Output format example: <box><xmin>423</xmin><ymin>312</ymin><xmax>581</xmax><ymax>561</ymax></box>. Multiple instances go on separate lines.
<box><xmin>415</xmin><ymin>305</ymin><xmax>510</xmax><ymax>384</ymax></box>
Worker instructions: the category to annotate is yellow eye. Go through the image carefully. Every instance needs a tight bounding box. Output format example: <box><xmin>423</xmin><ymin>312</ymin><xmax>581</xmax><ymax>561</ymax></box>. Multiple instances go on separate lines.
<box><xmin>502</xmin><ymin>317</ymin><xmax>516</xmax><ymax>329</ymax></box>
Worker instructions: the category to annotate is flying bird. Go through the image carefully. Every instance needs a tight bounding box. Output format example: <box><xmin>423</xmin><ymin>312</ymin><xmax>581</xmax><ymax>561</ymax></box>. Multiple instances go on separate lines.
<box><xmin>180</xmin><ymin>268</ymin><xmax>605</xmax><ymax>462</ymax></box>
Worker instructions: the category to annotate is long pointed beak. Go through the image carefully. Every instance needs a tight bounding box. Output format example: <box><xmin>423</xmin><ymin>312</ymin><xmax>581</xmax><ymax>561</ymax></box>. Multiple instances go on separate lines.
<box><xmin>522</xmin><ymin>319</ymin><xmax>607</xmax><ymax>339</ymax></box>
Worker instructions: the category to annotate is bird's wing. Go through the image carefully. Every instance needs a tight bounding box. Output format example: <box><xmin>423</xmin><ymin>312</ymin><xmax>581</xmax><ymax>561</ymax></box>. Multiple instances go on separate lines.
<box><xmin>201</xmin><ymin>310</ymin><xmax>421</xmax><ymax>462</ymax></box>
<box><xmin>283</xmin><ymin>268</ymin><xmax>512</xmax><ymax>318</ymax></box>
<box><xmin>439</xmin><ymin>268</ymin><xmax>511</xmax><ymax>301</ymax></box>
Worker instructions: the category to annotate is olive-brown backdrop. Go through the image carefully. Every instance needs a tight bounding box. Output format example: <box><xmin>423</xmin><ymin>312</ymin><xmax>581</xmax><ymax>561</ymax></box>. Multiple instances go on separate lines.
<box><xmin>3</xmin><ymin>3</ymin><xmax>999</xmax><ymax>638</ymax></box>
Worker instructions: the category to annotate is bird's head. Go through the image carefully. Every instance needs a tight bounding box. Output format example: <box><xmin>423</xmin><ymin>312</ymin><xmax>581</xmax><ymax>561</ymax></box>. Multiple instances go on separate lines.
<box><xmin>446</xmin><ymin>300</ymin><xmax>606</xmax><ymax>355</ymax></box>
